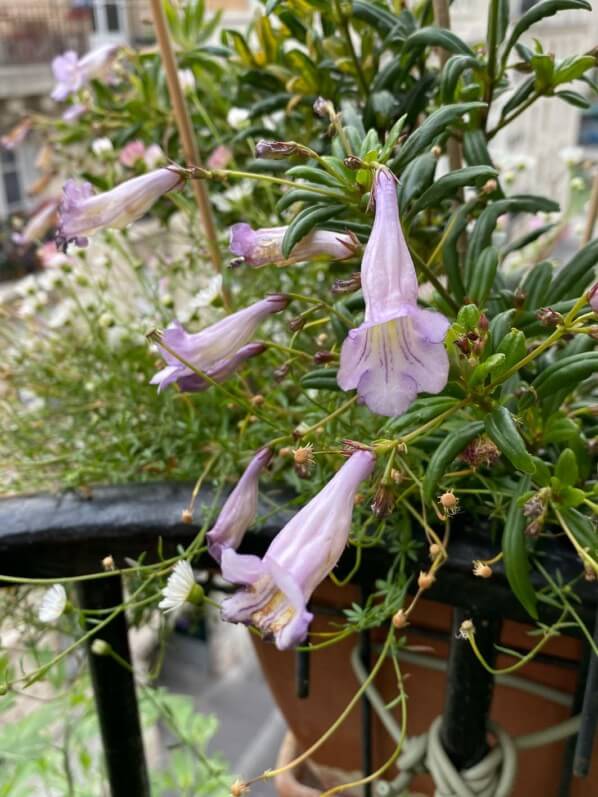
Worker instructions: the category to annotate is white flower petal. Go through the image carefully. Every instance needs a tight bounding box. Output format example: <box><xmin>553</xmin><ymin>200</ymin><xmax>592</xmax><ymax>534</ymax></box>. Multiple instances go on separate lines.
<box><xmin>38</xmin><ymin>584</ymin><xmax>67</xmax><ymax>623</ymax></box>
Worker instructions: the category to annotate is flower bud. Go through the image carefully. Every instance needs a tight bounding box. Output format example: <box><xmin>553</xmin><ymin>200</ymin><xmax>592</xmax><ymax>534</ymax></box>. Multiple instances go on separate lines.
<box><xmin>392</xmin><ymin>609</ymin><xmax>408</xmax><ymax>630</ymax></box>
<box><xmin>332</xmin><ymin>273</ymin><xmax>362</xmax><ymax>294</ymax></box>
<box><xmin>439</xmin><ymin>491</ymin><xmax>459</xmax><ymax>516</ymax></box>
<box><xmin>473</xmin><ymin>560</ymin><xmax>493</xmax><ymax>578</ymax></box>
<box><xmin>102</xmin><ymin>555</ymin><xmax>115</xmax><ymax>571</ymax></box>
<box><xmin>536</xmin><ymin>307</ymin><xmax>563</xmax><ymax>326</ymax></box>
<box><xmin>431</xmin><ymin>145</ymin><xmax>442</xmax><ymax>158</ymax></box>
<box><xmin>313</xmin><ymin>350</ymin><xmax>335</xmax><ymax>365</ymax></box>
<box><xmin>481</xmin><ymin>178</ymin><xmax>498</xmax><ymax>194</ymax></box>
<box><xmin>231</xmin><ymin>780</ymin><xmax>249</xmax><ymax>797</ymax></box>
<box><xmin>313</xmin><ymin>96</ymin><xmax>333</xmax><ymax>118</ymax></box>
<box><xmin>288</xmin><ymin>316</ymin><xmax>306</xmax><ymax>332</ymax></box>
<box><xmin>344</xmin><ymin>155</ymin><xmax>365</xmax><ymax>170</ymax></box>
<box><xmin>181</xmin><ymin>509</ymin><xmax>193</xmax><ymax>525</ymax></box>
<box><xmin>371</xmin><ymin>484</ymin><xmax>395</xmax><ymax>518</ymax></box>
<box><xmin>255</xmin><ymin>140</ymin><xmax>309</xmax><ymax>159</ymax></box>
<box><xmin>418</xmin><ymin>570</ymin><xmax>436</xmax><ymax>590</ymax></box>
<box><xmin>457</xmin><ymin>619</ymin><xmax>475</xmax><ymax>639</ymax></box>
<box><xmin>429</xmin><ymin>543</ymin><xmax>441</xmax><ymax>559</ymax></box>
<box><xmin>91</xmin><ymin>639</ymin><xmax>111</xmax><ymax>656</ymax></box>
<box><xmin>459</xmin><ymin>436</ymin><xmax>500</xmax><ymax>468</ymax></box>
<box><xmin>588</xmin><ymin>283</ymin><xmax>598</xmax><ymax>314</ymax></box>
<box><xmin>273</xmin><ymin>364</ymin><xmax>289</xmax><ymax>382</ymax></box>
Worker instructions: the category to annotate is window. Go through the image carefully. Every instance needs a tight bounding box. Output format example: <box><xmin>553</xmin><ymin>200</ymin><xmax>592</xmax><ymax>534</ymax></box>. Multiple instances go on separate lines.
<box><xmin>90</xmin><ymin>1</ymin><xmax>123</xmax><ymax>35</ymax></box>
<box><xmin>579</xmin><ymin>103</ymin><xmax>598</xmax><ymax>147</ymax></box>
<box><xmin>1</xmin><ymin>150</ymin><xmax>24</xmax><ymax>212</ymax></box>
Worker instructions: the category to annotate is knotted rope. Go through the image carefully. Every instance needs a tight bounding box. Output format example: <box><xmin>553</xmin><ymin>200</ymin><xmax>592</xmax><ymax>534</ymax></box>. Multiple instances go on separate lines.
<box><xmin>351</xmin><ymin>648</ymin><xmax>581</xmax><ymax>797</ymax></box>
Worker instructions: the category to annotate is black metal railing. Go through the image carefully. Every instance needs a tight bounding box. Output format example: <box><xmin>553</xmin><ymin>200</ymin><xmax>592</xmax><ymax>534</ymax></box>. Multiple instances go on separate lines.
<box><xmin>0</xmin><ymin>482</ymin><xmax>596</xmax><ymax>796</ymax></box>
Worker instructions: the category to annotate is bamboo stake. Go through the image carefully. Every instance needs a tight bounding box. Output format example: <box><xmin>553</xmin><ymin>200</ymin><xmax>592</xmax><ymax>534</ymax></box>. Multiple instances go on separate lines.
<box><xmin>582</xmin><ymin>172</ymin><xmax>598</xmax><ymax>245</ymax></box>
<box><xmin>149</xmin><ymin>0</ymin><xmax>224</xmax><ymax>283</ymax></box>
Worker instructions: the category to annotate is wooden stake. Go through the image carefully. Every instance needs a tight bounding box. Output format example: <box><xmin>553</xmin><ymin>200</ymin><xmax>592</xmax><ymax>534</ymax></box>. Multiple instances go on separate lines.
<box><xmin>149</xmin><ymin>0</ymin><xmax>224</xmax><ymax>282</ymax></box>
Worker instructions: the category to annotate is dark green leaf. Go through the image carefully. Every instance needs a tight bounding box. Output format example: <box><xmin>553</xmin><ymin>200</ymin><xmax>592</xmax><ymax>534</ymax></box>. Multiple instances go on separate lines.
<box><xmin>411</xmin><ymin>166</ymin><xmax>497</xmax><ymax>215</ymax></box>
<box><xmin>281</xmin><ymin>204</ymin><xmax>346</xmax><ymax>258</ymax></box>
<box><xmin>422</xmin><ymin>422</ymin><xmax>485</xmax><ymax>501</ymax></box>
<box><xmin>501</xmin><ymin>1</ymin><xmax>591</xmax><ymax>64</ymax></box>
<box><xmin>502</xmin><ymin>476</ymin><xmax>538</xmax><ymax>619</ymax></box>
<box><xmin>547</xmin><ymin>237</ymin><xmax>598</xmax><ymax>301</ymax></box>
<box><xmin>485</xmin><ymin>407</ymin><xmax>536</xmax><ymax>474</ymax></box>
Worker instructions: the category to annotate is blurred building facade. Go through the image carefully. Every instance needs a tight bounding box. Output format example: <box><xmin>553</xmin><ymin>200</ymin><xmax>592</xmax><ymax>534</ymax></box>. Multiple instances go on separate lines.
<box><xmin>0</xmin><ymin>0</ymin><xmax>596</xmax><ymax>221</ymax></box>
<box><xmin>0</xmin><ymin>0</ymin><xmax>251</xmax><ymax>220</ymax></box>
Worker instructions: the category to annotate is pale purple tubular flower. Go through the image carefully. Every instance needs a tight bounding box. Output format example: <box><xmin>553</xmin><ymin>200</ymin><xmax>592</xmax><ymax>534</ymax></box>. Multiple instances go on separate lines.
<box><xmin>229</xmin><ymin>223</ymin><xmax>358</xmax><ymax>268</ymax></box>
<box><xmin>207</xmin><ymin>447</ymin><xmax>273</xmax><ymax>563</ymax></box>
<box><xmin>56</xmin><ymin>168</ymin><xmax>183</xmax><ymax>250</ymax></box>
<box><xmin>337</xmin><ymin>168</ymin><xmax>450</xmax><ymax>417</ymax></box>
<box><xmin>589</xmin><ymin>283</ymin><xmax>598</xmax><ymax>313</ymax></box>
<box><xmin>150</xmin><ymin>294</ymin><xmax>288</xmax><ymax>392</ymax></box>
<box><xmin>165</xmin><ymin>342</ymin><xmax>266</xmax><ymax>393</ymax></box>
<box><xmin>220</xmin><ymin>449</ymin><xmax>375</xmax><ymax>650</ymax></box>
<box><xmin>12</xmin><ymin>200</ymin><xmax>59</xmax><ymax>246</ymax></box>
<box><xmin>62</xmin><ymin>103</ymin><xmax>87</xmax><ymax>122</ymax></box>
<box><xmin>51</xmin><ymin>44</ymin><xmax>119</xmax><ymax>102</ymax></box>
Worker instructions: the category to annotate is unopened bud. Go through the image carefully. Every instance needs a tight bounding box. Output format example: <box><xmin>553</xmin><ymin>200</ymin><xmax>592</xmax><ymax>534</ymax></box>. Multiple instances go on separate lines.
<box><xmin>473</xmin><ymin>560</ymin><xmax>493</xmax><ymax>578</ymax></box>
<box><xmin>102</xmin><ymin>555</ymin><xmax>115</xmax><ymax>571</ymax></box>
<box><xmin>231</xmin><ymin>780</ymin><xmax>249</xmax><ymax>797</ymax></box>
<box><xmin>371</xmin><ymin>484</ymin><xmax>395</xmax><ymax>518</ymax></box>
<box><xmin>478</xmin><ymin>313</ymin><xmax>489</xmax><ymax>332</ymax></box>
<box><xmin>429</xmin><ymin>543</ymin><xmax>441</xmax><ymax>559</ymax></box>
<box><xmin>314</xmin><ymin>350</ymin><xmax>335</xmax><ymax>364</ymax></box>
<box><xmin>392</xmin><ymin>609</ymin><xmax>408</xmax><ymax>630</ymax></box>
<box><xmin>457</xmin><ymin>619</ymin><xmax>475</xmax><ymax>639</ymax></box>
<box><xmin>91</xmin><ymin>639</ymin><xmax>111</xmax><ymax>656</ymax></box>
<box><xmin>255</xmin><ymin>139</ymin><xmax>308</xmax><ymax>160</ymax></box>
<box><xmin>525</xmin><ymin>519</ymin><xmax>543</xmax><ymax>538</ymax></box>
<box><xmin>273</xmin><ymin>364</ymin><xmax>289</xmax><ymax>382</ymax></box>
<box><xmin>181</xmin><ymin>509</ymin><xmax>193</xmax><ymax>525</ymax></box>
<box><xmin>431</xmin><ymin>145</ymin><xmax>442</xmax><ymax>158</ymax></box>
<box><xmin>279</xmin><ymin>447</ymin><xmax>291</xmax><ymax>457</ymax></box>
<box><xmin>418</xmin><ymin>571</ymin><xmax>436</xmax><ymax>590</ymax></box>
<box><xmin>288</xmin><ymin>316</ymin><xmax>305</xmax><ymax>332</ymax></box>
<box><xmin>332</xmin><ymin>273</ymin><xmax>361</xmax><ymax>294</ymax></box>
<box><xmin>536</xmin><ymin>307</ymin><xmax>563</xmax><ymax>326</ymax></box>
<box><xmin>481</xmin><ymin>178</ymin><xmax>498</xmax><ymax>194</ymax></box>
<box><xmin>344</xmin><ymin>155</ymin><xmax>365</xmax><ymax>170</ymax></box>
<box><xmin>455</xmin><ymin>335</ymin><xmax>471</xmax><ymax>355</ymax></box>
<box><xmin>250</xmin><ymin>394</ymin><xmax>264</xmax><ymax>406</ymax></box>
<box><xmin>584</xmin><ymin>565</ymin><xmax>596</xmax><ymax>582</ymax></box>
<box><xmin>313</xmin><ymin>96</ymin><xmax>333</xmax><ymax>118</ymax></box>
<box><xmin>293</xmin><ymin>444</ymin><xmax>314</xmax><ymax>466</ymax></box>
<box><xmin>439</xmin><ymin>491</ymin><xmax>459</xmax><ymax>516</ymax></box>
<box><xmin>390</xmin><ymin>468</ymin><xmax>402</xmax><ymax>484</ymax></box>
<box><xmin>316</xmin><ymin>332</ymin><xmax>328</xmax><ymax>346</ymax></box>
<box><xmin>353</xmin><ymin>492</ymin><xmax>365</xmax><ymax>505</ymax></box>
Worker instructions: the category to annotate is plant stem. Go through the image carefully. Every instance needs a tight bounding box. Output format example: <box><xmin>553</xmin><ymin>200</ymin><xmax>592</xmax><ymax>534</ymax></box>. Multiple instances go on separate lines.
<box><xmin>149</xmin><ymin>0</ymin><xmax>225</xmax><ymax>296</ymax></box>
<box><xmin>488</xmin><ymin>92</ymin><xmax>540</xmax><ymax>139</ymax></box>
<box><xmin>410</xmin><ymin>247</ymin><xmax>460</xmax><ymax>313</ymax></box>
<box><xmin>209</xmin><ymin>168</ymin><xmax>346</xmax><ymax>200</ymax></box>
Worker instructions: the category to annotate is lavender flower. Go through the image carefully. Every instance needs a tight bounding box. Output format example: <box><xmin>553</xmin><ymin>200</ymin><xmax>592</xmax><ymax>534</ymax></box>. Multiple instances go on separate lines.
<box><xmin>151</xmin><ymin>295</ymin><xmax>288</xmax><ymax>392</ymax></box>
<box><xmin>62</xmin><ymin>103</ymin><xmax>87</xmax><ymax>122</ymax></box>
<box><xmin>207</xmin><ymin>448</ymin><xmax>273</xmax><ymax>563</ymax></box>
<box><xmin>337</xmin><ymin>169</ymin><xmax>450</xmax><ymax>417</ymax></box>
<box><xmin>56</xmin><ymin>168</ymin><xmax>183</xmax><ymax>249</ymax></box>
<box><xmin>51</xmin><ymin>44</ymin><xmax>119</xmax><ymax>102</ymax></box>
<box><xmin>12</xmin><ymin>200</ymin><xmax>59</xmax><ymax>246</ymax></box>
<box><xmin>220</xmin><ymin>450</ymin><xmax>375</xmax><ymax>650</ymax></box>
<box><xmin>589</xmin><ymin>283</ymin><xmax>598</xmax><ymax>314</ymax></box>
<box><xmin>229</xmin><ymin>223</ymin><xmax>358</xmax><ymax>268</ymax></box>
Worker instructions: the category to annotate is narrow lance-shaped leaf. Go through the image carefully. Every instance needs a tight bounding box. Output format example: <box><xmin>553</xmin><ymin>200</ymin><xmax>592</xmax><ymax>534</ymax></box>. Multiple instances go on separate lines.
<box><xmin>485</xmin><ymin>407</ymin><xmax>536</xmax><ymax>474</ymax></box>
<box><xmin>502</xmin><ymin>476</ymin><xmax>538</xmax><ymax>619</ymax></box>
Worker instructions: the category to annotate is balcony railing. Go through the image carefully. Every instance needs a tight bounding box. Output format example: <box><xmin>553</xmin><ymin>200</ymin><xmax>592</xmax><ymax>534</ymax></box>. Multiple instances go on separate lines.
<box><xmin>0</xmin><ymin>3</ymin><xmax>92</xmax><ymax>67</ymax></box>
<box><xmin>0</xmin><ymin>482</ymin><xmax>596</xmax><ymax>796</ymax></box>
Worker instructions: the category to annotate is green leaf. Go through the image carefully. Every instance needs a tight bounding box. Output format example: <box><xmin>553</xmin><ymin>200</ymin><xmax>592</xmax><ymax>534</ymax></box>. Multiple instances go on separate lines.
<box><xmin>466</xmin><ymin>245</ymin><xmax>499</xmax><ymax>305</ymax></box>
<box><xmin>457</xmin><ymin>303</ymin><xmax>481</xmax><ymax>330</ymax></box>
<box><xmin>396</xmin><ymin>152</ymin><xmax>437</xmax><ymax>212</ymax></box>
<box><xmin>558</xmin><ymin>486</ymin><xmax>586</xmax><ymax>507</ymax></box>
<box><xmin>547</xmin><ymin>238</ymin><xmax>598</xmax><ymax>301</ymax></box>
<box><xmin>404</xmin><ymin>26</ymin><xmax>475</xmax><ymax>57</ymax></box>
<box><xmin>485</xmin><ymin>407</ymin><xmax>536</xmax><ymax>474</ymax></box>
<box><xmin>281</xmin><ymin>204</ymin><xmax>345</xmax><ymax>258</ymax></box>
<box><xmin>555</xmin><ymin>448</ymin><xmax>579</xmax><ymax>486</ymax></box>
<box><xmin>440</xmin><ymin>55</ymin><xmax>482</xmax><ymax>104</ymax></box>
<box><xmin>520</xmin><ymin>260</ymin><xmax>554</xmax><ymax>309</ymax></box>
<box><xmin>469</xmin><ymin>353</ymin><xmax>506</xmax><ymax>387</ymax></box>
<box><xmin>554</xmin><ymin>54</ymin><xmax>596</xmax><ymax>85</ymax></box>
<box><xmin>531</xmin><ymin>52</ymin><xmax>555</xmax><ymax>91</ymax></box>
<box><xmin>501</xmin><ymin>75</ymin><xmax>535</xmax><ymax>117</ymax></box>
<box><xmin>394</xmin><ymin>102</ymin><xmax>486</xmax><ymax>169</ymax></box>
<box><xmin>410</xmin><ymin>166</ymin><xmax>497</xmax><ymax>215</ymax></box>
<box><xmin>556</xmin><ymin>90</ymin><xmax>591</xmax><ymax>109</ymax></box>
<box><xmin>558</xmin><ymin>508</ymin><xmax>598</xmax><ymax>555</ymax></box>
<box><xmin>422</xmin><ymin>422</ymin><xmax>485</xmax><ymax>501</ymax></box>
<box><xmin>501</xmin><ymin>1</ymin><xmax>591</xmax><ymax>65</ymax></box>
<box><xmin>286</xmin><ymin>166</ymin><xmax>344</xmax><ymax>189</ymax></box>
<box><xmin>462</xmin><ymin>129</ymin><xmax>495</xmax><ymax>167</ymax></box>
<box><xmin>502</xmin><ymin>475</ymin><xmax>538</xmax><ymax>619</ymax></box>
<box><xmin>494</xmin><ymin>329</ymin><xmax>527</xmax><ymax>374</ymax></box>
<box><xmin>383</xmin><ymin>396</ymin><xmax>460</xmax><ymax>435</ymax></box>
<box><xmin>301</xmin><ymin>368</ymin><xmax>341</xmax><ymax>391</ymax></box>
<box><xmin>487</xmin><ymin>0</ymin><xmax>510</xmax><ymax>47</ymax></box>
<box><xmin>530</xmin><ymin>353</ymin><xmax>598</xmax><ymax>401</ymax></box>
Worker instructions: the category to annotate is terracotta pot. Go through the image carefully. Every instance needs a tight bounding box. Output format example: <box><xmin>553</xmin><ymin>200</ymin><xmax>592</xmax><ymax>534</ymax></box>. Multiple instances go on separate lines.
<box><xmin>251</xmin><ymin>581</ymin><xmax>598</xmax><ymax>796</ymax></box>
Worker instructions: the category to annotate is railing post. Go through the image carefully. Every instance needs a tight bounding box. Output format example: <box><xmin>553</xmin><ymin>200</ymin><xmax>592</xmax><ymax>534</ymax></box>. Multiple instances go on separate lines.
<box><xmin>78</xmin><ymin>575</ymin><xmax>150</xmax><ymax>797</ymax></box>
<box><xmin>440</xmin><ymin>608</ymin><xmax>501</xmax><ymax>770</ymax></box>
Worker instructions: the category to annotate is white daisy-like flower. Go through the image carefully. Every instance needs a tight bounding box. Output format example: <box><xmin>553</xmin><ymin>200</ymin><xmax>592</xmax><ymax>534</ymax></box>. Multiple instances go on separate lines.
<box><xmin>38</xmin><ymin>584</ymin><xmax>67</xmax><ymax>623</ymax></box>
<box><xmin>227</xmin><ymin>107</ymin><xmax>249</xmax><ymax>129</ymax></box>
<box><xmin>158</xmin><ymin>561</ymin><xmax>196</xmax><ymax>612</ymax></box>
